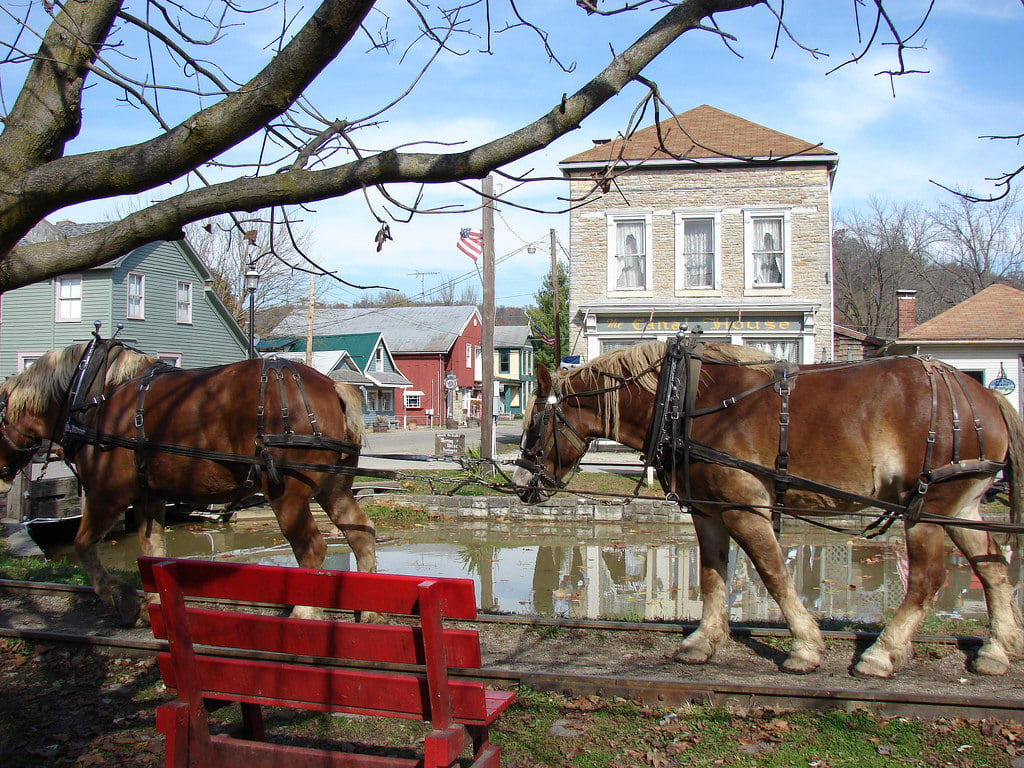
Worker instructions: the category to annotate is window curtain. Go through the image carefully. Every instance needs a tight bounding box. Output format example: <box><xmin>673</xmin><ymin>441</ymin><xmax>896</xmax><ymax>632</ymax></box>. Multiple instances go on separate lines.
<box><xmin>749</xmin><ymin>339</ymin><xmax>798</xmax><ymax>362</ymax></box>
<box><xmin>615</xmin><ymin>221</ymin><xmax>645</xmax><ymax>288</ymax></box>
<box><xmin>752</xmin><ymin>218</ymin><xmax>783</xmax><ymax>285</ymax></box>
<box><xmin>683</xmin><ymin>219</ymin><xmax>713</xmax><ymax>288</ymax></box>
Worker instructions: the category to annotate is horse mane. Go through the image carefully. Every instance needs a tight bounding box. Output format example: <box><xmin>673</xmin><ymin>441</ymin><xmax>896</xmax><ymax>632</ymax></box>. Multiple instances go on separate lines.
<box><xmin>0</xmin><ymin>343</ymin><xmax>158</xmax><ymax>420</ymax></box>
<box><xmin>556</xmin><ymin>340</ymin><xmax>777</xmax><ymax>441</ymax></box>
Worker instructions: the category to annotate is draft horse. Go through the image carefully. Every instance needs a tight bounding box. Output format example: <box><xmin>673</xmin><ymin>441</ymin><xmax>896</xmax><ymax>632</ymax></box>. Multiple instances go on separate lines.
<box><xmin>0</xmin><ymin>339</ymin><xmax>374</xmax><ymax>626</ymax></box>
<box><xmin>513</xmin><ymin>338</ymin><xmax>1024</xmax><ymax>678</ymax></box>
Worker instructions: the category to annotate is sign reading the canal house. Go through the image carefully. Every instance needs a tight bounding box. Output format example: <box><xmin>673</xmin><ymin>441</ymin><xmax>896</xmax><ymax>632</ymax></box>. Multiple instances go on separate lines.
<box><xmin>596</xmin><ymin>315</ymin><xmax>801</xmax><ymax>334</ymax></box>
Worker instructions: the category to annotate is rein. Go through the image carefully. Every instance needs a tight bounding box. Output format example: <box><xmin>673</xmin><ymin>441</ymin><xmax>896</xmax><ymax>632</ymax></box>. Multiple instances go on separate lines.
<box><xmin>514</xmin><ymin>334</ymin><xmax>1018</xmax><ymax>537</ymax></box>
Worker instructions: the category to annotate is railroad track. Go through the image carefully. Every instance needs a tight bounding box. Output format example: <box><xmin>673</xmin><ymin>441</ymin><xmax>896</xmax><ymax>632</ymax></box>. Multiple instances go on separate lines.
<box><xmin>3</xmin><ymin>578</ymin><xmax>1023</xmax><ymax>723</ymax></box>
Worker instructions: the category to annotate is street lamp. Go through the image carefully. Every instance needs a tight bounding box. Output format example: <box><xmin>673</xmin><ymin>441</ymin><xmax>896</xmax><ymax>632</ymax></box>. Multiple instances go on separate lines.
<box><xmin>244</xmin><ymin>265</ymin><xmax>260</xmax><ymax>359</ymax></box>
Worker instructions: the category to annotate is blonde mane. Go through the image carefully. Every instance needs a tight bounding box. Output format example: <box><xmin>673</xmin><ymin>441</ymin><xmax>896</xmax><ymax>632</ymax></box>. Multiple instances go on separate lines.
<box><xmin>554</xmin><ymin>340</ymin><xmax>777</xmax><ymax>441</ymax></box>
<box><xmin>0</xmin><ymin>344</ymin><xmax>158</xmax><ymax>420</ymax></box>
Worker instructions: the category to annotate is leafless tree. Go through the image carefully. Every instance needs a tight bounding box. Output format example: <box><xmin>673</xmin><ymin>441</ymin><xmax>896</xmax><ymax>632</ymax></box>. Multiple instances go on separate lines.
<box><xmin>833</xmin><ymin>199</ymin><xmax>936</xmax><ymax>338</ymax></box>
<box><xmin>925</xmin><ymin>189</ymin><xmax>1024</xmax><ymax>304</ymax></box>
<box><xmin>185</xmin><ymin>215</ymin><xmax>327</xmax><ymax>328</ymax></box>
<box><xmin>0</xmin><ymin>1</ymin><xmax>936</xmax><ymax>293</ymax></box>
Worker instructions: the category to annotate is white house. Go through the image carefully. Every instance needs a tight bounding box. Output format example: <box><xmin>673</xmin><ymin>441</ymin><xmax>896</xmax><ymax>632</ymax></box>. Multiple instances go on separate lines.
<box><xmin>888</xmin><ymin>284</ymin><xmax>1024</xmax><ymax>416</ymax></box>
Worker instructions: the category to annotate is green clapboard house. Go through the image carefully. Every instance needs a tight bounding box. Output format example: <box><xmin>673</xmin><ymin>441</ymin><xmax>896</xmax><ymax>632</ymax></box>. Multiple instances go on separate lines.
<box><xmin>0</xmin><ymin>220</ymin><xmax>248</xmax><ymax>376</ymax></box>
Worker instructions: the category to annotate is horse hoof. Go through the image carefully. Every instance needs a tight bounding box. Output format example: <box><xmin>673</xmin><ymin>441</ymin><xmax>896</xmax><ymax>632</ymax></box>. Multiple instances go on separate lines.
<box><xmin>852</xmin><ymin>655</ymin><xmax>893</xmax><ymax>679</ymax></box>
<box><xmin>971</xmin><ymin>645</ymin><xmax>1010</xmax><ymax>676</ymax></box>
<box><xmin>781</xmin><ymin>655</ymin><xmax>820</xmax><ymax>675</ymax></box>
<box><xmin>672</xmin><ymin>645</ymin><xmax>712</xmax><ymax>665</ymax></box>
<box><xmin>112</xmin><ymin>583</ymin><xmax>141</xmax><ymax>627</ymax></box>
<box><xmin>355</xmin><ymin>610</ymin><xmax>385</xmax><ymax>624</ymax></box>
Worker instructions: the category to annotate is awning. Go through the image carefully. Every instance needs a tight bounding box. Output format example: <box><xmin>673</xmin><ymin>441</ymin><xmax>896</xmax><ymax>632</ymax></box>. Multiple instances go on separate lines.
<box><xmin>404</xmin><ymin>390</ymin><xmax>425</xmax><ymax>396</ymax></box>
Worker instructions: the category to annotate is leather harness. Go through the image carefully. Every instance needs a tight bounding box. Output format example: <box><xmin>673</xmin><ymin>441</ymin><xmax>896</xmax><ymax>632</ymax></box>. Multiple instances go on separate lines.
<box><xmin>525</xmin><ymin>333</ymin><xmax>1006</xmax><ymax>535</ymax></box>
<box><xmin>53</xmin><ymin>338</ymin><xmax>361</xmax><ymax>509</ymax></box>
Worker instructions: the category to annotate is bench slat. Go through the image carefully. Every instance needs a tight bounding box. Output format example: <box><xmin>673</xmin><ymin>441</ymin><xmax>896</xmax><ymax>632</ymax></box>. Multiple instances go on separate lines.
<box><xmin>156</xmin><ymin>654</ymin><xmax>502</xmax><ymax>726</ymax></box>
<box><xmin>148</xmin><ymin>606</ymin><xmax>483</xmax><ymax>668</ymax></box>
<box><xmin>139</xmin><ymin>557</ymin><xmax>477</xmax><ymax>620</ymax></box>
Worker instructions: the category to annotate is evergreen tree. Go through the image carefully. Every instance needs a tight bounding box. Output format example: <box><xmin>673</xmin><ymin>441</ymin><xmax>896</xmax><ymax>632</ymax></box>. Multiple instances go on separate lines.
<box><xmin>526</xmin><ymin>261</ymin><xmax>569</xmax><ymax>371</ymax></box>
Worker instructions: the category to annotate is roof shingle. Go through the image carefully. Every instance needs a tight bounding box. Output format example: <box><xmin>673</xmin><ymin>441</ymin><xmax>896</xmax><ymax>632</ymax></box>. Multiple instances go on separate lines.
<box><xmin>560</xmin><ymin>104</ymin><xmax>835</xmax><ymax>166</ymax></box>
<box><xmin>899</xmin><ymin>283</ymin><xmax>1024</xmax><ymax>341</ymax></box>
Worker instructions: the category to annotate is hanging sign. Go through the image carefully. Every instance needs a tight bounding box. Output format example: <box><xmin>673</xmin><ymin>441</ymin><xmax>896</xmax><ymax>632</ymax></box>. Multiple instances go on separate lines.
<box><xmin>989</xmin><ymin>363</ymin><xmax>1015</xmax><ymax>395</ymax></box>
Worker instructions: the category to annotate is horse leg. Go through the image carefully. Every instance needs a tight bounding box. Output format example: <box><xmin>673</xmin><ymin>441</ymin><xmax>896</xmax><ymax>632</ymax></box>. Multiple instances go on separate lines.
<box><xmin>134</xmin><ymin>500</ymin><xmax>167</xmax><ymax>625</ymax></box>
<box><xmin>722</xmin><ymin>507</ymin><xmax>825</xmax><ymax>674</ymax></box>
<box><xmin>271</xmin><ymin>483</ymin><xmax>328</xmax><ymax>620</ymax></box>
<box><xmin>315</xmin><ymin>474</ymin><xmax>377</xmax><ymax>574</ymax></box>
<box><xmin>316</xmin><ymin>474</ymin><xmax>379</xmax><ymax>622</ymax></box>
<box><xmin>673</xmin><ymin>512</ymin><xmax>731</xmax><ymax>665</ymax></box>
<box><xmin>855</xmin><ymin>520</ymin><xmax>948</xmax><ymax>678</ymax></box>
<box><xmin>945</xmin><ymin>511</ymin><xmax>1024</xmax><ymax>675</ymax></box>
<box><xmin>74</xmin><ymin>498</ymin><xmax>140</xmax><ymax>627</ymax></box>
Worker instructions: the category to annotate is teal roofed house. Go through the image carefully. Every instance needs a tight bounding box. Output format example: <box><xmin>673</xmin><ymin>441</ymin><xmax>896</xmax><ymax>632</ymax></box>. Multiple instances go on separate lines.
<box><xmin>0</xmin><ymin>220</ymin><xmax>248</xmax><ymax>376</ymax></box>
<box><xmin>258</xmin><ymin>332</ymin><xmax>411</xmax><ymax>429</ymax></box>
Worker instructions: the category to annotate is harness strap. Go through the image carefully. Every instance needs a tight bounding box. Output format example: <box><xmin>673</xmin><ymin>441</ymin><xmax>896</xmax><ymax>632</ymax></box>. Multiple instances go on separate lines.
<box><xmin>772</xmin><ymin>361</ymin><xmax>798</xmax><ymax>528</ymax></box>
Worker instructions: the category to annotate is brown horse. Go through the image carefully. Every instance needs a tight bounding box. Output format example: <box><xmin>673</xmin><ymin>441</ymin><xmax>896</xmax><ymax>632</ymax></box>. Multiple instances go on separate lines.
<box><xmin>513</xmin><ymin>339</ymin><xmax>1024</xmax><ymax>678</ymax></box>
<box><xmin>0</xmin><ymin>343</ymin><xmax>375</xmax><ymax>626</ymax></box>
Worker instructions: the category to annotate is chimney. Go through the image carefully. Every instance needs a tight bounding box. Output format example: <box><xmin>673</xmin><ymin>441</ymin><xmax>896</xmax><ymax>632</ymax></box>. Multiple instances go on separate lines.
<box><xmin>896</xmin><ymin>289</ymin><xmax>918</xmax><ymax>337</ymax></box>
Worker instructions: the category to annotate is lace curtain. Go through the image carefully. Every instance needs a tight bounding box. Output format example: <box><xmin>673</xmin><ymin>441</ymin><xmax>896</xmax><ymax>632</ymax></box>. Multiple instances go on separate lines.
<box><xmin>748</xmin><ymin>339</ymin><xmax>798</xmax><ymax>362</ymax></box>
<box><xmin>615</xmin><ymin>220</ymin><xmax>645</xmax><ymax>288</ymax></box>
<box><xmin>682</xmin><ymin>218</ymin><xmax>713</xmax><ymax>288</ymax></box>
<box><xmin>752</xmin><ymin>217</ymin><xmax>783</xmax><ymax>286</ymax></box>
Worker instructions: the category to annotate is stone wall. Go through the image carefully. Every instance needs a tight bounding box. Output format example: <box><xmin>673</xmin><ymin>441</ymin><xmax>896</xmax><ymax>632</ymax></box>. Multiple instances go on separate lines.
<box><xmin>567</xmin><ymin>163</ymin><xmax>834</xmax><ymax>362</ymax></box>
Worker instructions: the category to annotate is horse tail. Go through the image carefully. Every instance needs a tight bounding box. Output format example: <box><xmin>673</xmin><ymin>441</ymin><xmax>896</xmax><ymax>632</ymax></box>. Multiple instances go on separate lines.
<box><xmin>995</xmin><ymin>392</ymin><xmax>1024</xmax><ymax>526</ymax></box>
<box><xmin>334</xmin><ymin>382</ymin><xmax>365</xmax><ymax>450</ymax></box>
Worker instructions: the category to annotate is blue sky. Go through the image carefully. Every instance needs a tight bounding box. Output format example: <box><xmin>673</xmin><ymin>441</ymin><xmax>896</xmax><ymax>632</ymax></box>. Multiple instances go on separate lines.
<box><xmin>14</xmin><ymin>0</ymin><xmax>1024</xmax><ymax>308</ymax></box>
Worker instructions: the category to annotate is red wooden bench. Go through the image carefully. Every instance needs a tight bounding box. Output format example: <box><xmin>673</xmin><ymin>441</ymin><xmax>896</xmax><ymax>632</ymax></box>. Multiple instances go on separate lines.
<box><xmin>138</xmin><ymin>556</ymin><xmax>515</xmax><ymax>768</ymax></box>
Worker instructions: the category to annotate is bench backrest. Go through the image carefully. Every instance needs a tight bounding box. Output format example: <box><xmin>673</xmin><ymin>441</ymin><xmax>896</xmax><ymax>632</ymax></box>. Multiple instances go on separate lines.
<box><xmin>138</xmin><ymin>557</ymin><xmax>491</xmax><ymax>725</ymax></box>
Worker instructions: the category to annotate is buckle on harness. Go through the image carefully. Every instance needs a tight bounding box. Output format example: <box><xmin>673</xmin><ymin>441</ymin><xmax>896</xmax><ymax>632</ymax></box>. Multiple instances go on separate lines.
<box><xmin>134</xmin><ymin>413</ymin><xmax>144</xmax><ymax>428</ymax></box>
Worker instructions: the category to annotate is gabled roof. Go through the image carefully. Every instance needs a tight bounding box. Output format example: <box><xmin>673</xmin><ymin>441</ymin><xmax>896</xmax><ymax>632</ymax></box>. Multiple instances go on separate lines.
<box><xmin>494</xmin><ymin>325</ymin><xmax>530</xmax><ymax>348</ymax></box>
<box><xmin>560</xmin><ymin>104</ymin><xmax>836</xmax><ymax>169</ymax></box>
<box><xmin>270</xmin><ymin>305</ymin><xmax>481</xmax><ymax>354</ymax></box>
<box><xmin>272</xmin><ymin>350</ymin><xmax>374</xmax><ymax>386</ymax></box>
<box><xmin>898</xmin><ymin>283</ymin><xmax>1024</xmax><ymax>342</ymax></box>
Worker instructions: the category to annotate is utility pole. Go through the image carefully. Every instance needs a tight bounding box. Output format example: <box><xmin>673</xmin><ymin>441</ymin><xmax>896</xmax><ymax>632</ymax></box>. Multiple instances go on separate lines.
<box><xmin>481</xmin><ymin>175</ymin><xmax>495</xmax><ymax>466</ymax></box>
<box><xmin>305</xmin><ymin>273</ymin><xmax>315</xmax><ymax>367</ymax></box>
<box><xmin>550</xmin><ymin>228</ymin><xmax>561</xmax><ymax>366</ymax></box>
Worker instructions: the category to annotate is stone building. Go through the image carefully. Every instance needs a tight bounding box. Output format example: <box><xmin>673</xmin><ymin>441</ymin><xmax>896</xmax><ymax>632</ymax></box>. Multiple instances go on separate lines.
<box><xmin>559</xmin><ymin>104</ymin><xmax>838</xmax><ymax>364</ymax></box>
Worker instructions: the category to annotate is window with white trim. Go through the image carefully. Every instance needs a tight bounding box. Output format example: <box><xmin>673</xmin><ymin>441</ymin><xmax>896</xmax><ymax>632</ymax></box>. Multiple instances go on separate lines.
<box><xmin>405</xmin><ymin>393</ymin><xmax>422</xmax><ymax>409</ymax></box>
<box><xmin>375</xmin><ymin>345</ymin><xmax>384</xmax><ymax>370</ymax></box>
<box><xmin>17</xmin><ymin>352</ymin><xmax>43</xmax><ymax>371</ymax></box>
<box><xmin>498</xmin><ymin>349</ymin><xmax>511</xmax><ymax>374</ymax></box>
<box><xmin>607</xmin><ymin>212</ymin><xmax>653</xmax><ymax>291</ymax></box>
<box><xmin>127</xmin><ymin>272</ymin><xmax>145</xmax><ymax>319</ymax></box>
<box><xmin>674</xmin><ymin>213</ymin><xmax>720</xmax><ymax>290</ymax></box>
<box><xmin>158</xmin><ymin>354</ymin><xmax>181</xmax><ymax>367</ymax></box>
<box><xmin>55</xmin><ymin>276</ymin><xmax>82</xmax><ymax>322</ymax></box>
<box><xmin>744</xmin><ymin>210</ymin><xmax>791</xmax><ymax>289</ymax></box>
<box><xmin>176</xmin><ymin>281</ymin><xmax>193</xmax><ymax>323</ymax></box>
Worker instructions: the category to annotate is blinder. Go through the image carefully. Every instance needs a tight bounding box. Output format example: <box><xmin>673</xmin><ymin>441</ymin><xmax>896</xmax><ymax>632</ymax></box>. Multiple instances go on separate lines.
<box><xmin>517</xmin><ymin>379</ymin><xmax>590</xmax><ymax>497</ymax></box>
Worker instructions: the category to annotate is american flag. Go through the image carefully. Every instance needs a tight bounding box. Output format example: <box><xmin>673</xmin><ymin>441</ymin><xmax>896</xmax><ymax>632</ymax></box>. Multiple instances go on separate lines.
<box><xmin>530</xmin><ymin>321</ymin><xmax>555</xmax><ymax>348</ymax></box>
<box><xmin>457</xmin><ymin>228</ymin><xmax>483</xmax><ymax>261</ymax></box>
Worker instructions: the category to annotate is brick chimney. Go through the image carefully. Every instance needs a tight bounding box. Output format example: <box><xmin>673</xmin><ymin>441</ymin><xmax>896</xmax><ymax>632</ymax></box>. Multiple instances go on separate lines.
<box><xmin>896</xmin><ymin>289</ymin><xmax>918</xmax><ymax>337</ymax></box>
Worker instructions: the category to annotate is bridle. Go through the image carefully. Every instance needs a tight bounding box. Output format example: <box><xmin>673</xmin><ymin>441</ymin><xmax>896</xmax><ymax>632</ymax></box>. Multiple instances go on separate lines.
<box><xmin>0</xmin><ymin>400</ymin><xmax>43</xmax><ymax>479</ymax></box>
<box><xmin>517</xmin><ymin>360</ymin><xmax>660</xmax><ymax>498</ymax></box>
<box><xmin>517</xmin><ymin>381</ymin><xmax>590</xmax><ymax>498</ymax></box>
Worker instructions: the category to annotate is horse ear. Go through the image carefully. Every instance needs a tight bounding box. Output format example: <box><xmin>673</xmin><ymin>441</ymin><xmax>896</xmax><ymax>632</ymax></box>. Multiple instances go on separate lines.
<box><xmin>535</xmin><ymin>363</ymin><xmax>552</xmax><ymax>394</ymax></box>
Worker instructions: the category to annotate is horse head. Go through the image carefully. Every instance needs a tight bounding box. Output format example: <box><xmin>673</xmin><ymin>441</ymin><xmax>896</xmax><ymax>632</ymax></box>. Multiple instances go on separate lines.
<box><xmin>0</xmin><ymin>390</ymin><xmax>46</xmax><ymax>493</ymax></box>
<box><xmin>512</xmin><ymin>364</ymin><xmax>592</xmax><ymax>504</ymax></box>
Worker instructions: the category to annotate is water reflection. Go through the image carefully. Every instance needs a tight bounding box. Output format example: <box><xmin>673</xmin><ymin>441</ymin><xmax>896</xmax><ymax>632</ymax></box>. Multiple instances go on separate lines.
<box><xmin>40</xmin><ymin>519</ymin><xmax>1021</xmax><ymax>624</ymax></box>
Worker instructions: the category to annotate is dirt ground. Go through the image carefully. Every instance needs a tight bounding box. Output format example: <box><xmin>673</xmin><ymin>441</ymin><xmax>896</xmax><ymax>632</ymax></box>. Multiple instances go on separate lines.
<box><xmin>4</xmin><ymin>585</ymin><xmax>1024</xmax><ymax>767</ymax></box>
<box><xmin>3</xmin><ymin>584</ymin><xmax>1024</xmax><ymax>702</ymax></box>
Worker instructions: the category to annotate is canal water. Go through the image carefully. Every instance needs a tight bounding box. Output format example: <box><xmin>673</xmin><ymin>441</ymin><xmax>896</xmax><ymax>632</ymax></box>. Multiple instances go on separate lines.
<box><xmin>39</xmin><ymin>515</ymin><xmax>1019</xmax><ymax>625</ymax></box>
